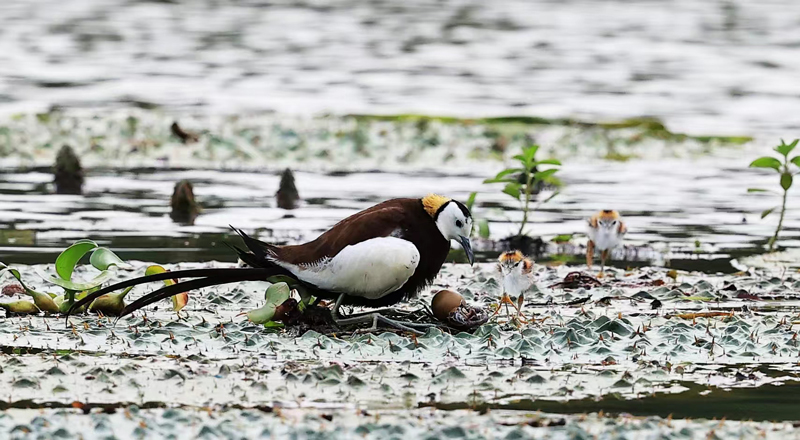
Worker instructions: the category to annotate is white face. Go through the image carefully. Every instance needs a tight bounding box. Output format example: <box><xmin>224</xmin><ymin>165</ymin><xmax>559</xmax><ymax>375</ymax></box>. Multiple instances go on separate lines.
<box><xmin>435</xmin><ymin>202</ymin><xmax>472</xmax><ymax>241</ymax></box>
<box><xmin>598</xmin><ymin>218</ymin><xmax>621</xmax><ymax>232</ymax></box>
<box><xmin>499</xmin><ymin>260</ymin><xmax>520</xmax><ymax>277</ymax></box>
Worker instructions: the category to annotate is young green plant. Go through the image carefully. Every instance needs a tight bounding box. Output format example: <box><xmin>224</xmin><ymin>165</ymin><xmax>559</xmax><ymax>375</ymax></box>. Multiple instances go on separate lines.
<box><xmin>484</xmin><ymin>145</ymin><xmax>561</xmax><ymax>236</ymax></box>
<box><xmin>748</xmin><ymin>139</ymin><xmax>800</xmax><ymax>252</ymax></box>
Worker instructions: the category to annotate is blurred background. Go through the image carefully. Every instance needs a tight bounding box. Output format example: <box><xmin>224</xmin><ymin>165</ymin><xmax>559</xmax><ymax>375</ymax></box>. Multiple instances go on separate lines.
<box><xmin>0</xmin><ymin>0</ymin><xmax>799</xmax><ymax>269</ymax></box>
<box><xmin>1</xmin><ymin>0</ymin><xmax>799</xmax><ymax>134</ymax></box>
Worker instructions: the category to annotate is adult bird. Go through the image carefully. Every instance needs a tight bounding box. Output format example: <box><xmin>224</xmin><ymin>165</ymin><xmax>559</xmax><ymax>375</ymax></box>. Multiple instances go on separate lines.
<box><xmin>67</xmin><ymin>194</ymin><xmax>474</xmax><ymax>333</ymax></box>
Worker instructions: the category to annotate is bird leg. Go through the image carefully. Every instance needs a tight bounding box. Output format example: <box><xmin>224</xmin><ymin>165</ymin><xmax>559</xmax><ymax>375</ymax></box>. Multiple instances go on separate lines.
<box><xmin>516</xmin><ymin>293</ymin><xmax>527</xmax><ymax>321</ymax></box>
<box><xmin>330</xmin><ymin>293</ymin><xmax>435</xmax><ymax>335</ymax></box>
<box><xmin>492</xmin><ymin>293</ymin><xmax>520</xmax><ymax>319</ymax></box>
<box><xmin>599</xmin><ymin>249</ymin><xmax>609</xmax><ymax>277</ymax></box>
<box><xmin>586</xmin><ymin>240</ymin><xmax>595</xmax><ymax>268</ymax></box>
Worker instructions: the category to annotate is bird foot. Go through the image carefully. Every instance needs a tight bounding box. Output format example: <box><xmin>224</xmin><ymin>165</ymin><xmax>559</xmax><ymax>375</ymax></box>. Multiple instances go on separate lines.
<box><xmin>492</xmin><ymin>294</ymin><xmax>520</xmax><ymax>318</ymax></box>
<box><xmin>334</xmin><ymin>312</ymin><xmax>434</xmax><ymax>335</ymax></box>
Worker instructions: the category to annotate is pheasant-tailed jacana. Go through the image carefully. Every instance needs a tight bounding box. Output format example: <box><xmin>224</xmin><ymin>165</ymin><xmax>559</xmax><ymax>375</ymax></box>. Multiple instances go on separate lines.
<box><xmin>67</xmin><ymin>194</ymin><xmax>474</xmax><ymax>333</ymax></box>
<box><xmin>586</xmin><ymin>209</ymin><xmax>627</xmax><ymax>276</ymax></box>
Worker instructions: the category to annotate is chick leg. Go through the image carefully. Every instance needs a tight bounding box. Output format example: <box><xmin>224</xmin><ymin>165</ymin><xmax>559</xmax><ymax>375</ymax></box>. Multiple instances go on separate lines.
<box><xmin>587</xmin><ymin>240</ymin><xmax>595</xmax><ymax>268</ymax></box>
<box><xmin>600</xmin><ymin>249</ymin><xmax>609</xmax><ymax>277</ymax></box>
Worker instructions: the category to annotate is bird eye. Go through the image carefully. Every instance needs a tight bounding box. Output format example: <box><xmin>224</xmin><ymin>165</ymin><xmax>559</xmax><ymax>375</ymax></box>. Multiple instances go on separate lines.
<box><xmin>456</xmin><ymin>220</ymin><xmax>463</xmax><ymax>228</ymax></box>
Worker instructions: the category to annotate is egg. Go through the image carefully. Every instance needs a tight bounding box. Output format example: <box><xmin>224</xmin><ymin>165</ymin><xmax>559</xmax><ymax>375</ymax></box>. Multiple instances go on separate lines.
<box><xmin>431</xmin><ymin>289</ymin><xmax>464</xmax><ymax>321</ymax></box>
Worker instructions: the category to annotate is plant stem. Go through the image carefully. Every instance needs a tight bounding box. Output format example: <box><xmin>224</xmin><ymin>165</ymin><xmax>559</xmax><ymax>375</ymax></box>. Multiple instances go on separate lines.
<box><xmin>769</xmin><ymin>187</ymin><xmax>787</xmax><ymax>252</ymax></box>
<box><xmin>518</xmin><ymin>168</ymin><xmax>534</xmax><ymax>236</ymax></box>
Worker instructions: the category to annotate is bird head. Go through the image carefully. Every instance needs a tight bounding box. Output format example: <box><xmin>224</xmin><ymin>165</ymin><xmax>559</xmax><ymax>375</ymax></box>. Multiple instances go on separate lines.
<box><xmin>590</xmin><ymin>209</ymin><xmax>626</xmax><ymax>233</ymax></box>
<box><xmin>497</xmin><ymin>250</ymin><xmax>534</xmax><ymax>276</ymax></box>
<box><xmin>423</xmin><ymin>194</ymin><xmax>474</xmax><ymax>264</ymax></box>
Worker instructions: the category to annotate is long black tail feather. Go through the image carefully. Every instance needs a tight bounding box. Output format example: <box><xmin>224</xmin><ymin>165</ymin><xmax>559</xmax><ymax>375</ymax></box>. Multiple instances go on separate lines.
<box><xmin>229</xmin><ymin>225</ymin><xmax>279</xmax><ymax>260</ymax></box>
<box><xmin>65</xmin><ymin>267</ymin><xmax>291</xmax><ymax>321</ymax></box>
<box><xmin>117</xmin><ymin>270</ymin><xmax>277</xmax><ymax>319</ymax></box>
<box><xmin>65</xmin><ymin>227</ymin><xmax>310</xmax><ymax>324</ymax></box>
<box><xmin>225</xmin><ymin>242</ymin><xmax>266</xmax><ymax>268</ymax></box>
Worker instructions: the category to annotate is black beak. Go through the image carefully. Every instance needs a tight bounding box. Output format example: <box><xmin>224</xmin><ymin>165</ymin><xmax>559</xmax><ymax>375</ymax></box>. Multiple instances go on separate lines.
<box><xmin>458</xmin><ymin>235</ymin><xmax>474</xmax><ymax>265</ymax></box>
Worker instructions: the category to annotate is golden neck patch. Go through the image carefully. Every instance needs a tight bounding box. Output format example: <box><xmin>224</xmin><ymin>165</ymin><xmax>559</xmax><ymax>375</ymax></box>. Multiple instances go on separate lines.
<box><xmin>422</xmin><ymin>194</ymin><xmax>451</xmax><ymax>218</ymax></box>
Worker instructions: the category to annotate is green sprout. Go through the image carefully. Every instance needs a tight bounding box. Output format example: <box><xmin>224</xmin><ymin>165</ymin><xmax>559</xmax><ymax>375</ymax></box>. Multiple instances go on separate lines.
<box><xmin>748</xmin><ymin>139</ymin><xmax>800</xmax><ymax>252</ymax></box>
<box><xmin>483</xmin><ymin>144</ymin><xmax>561</xmax><ymax>236</ymax></box>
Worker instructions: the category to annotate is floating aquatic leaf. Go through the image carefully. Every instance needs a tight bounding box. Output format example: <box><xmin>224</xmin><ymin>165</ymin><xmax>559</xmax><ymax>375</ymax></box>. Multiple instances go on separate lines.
<box><xmin>245</xmin><ymin>282</ymin><xmax>291</xmax><ymax>324</ymax></box>
<box><xmin>39</xmin><ymin>269</ymin><xmax>113</xmax><ymax>291</ymax></box>
<box><xmin>55</xmin><ymin>240</ymin><xmax>98</xmax><ymax>281</ymax></box>
<box><xmin>90</xmin><ymin>247</ymin><xmax>132</xmax><ymax>271</ymax></box>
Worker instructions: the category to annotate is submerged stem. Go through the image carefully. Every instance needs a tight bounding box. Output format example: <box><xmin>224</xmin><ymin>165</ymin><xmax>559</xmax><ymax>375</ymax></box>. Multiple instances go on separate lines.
<box><xmin>518</xmin><ymin>169</ymin><xmax>534</xmax><ymax>236</ymax></box>
<box><xmin>769</xmin><ymin>187</ymin><xmax>788</xmax><ymax>252</ymax></box>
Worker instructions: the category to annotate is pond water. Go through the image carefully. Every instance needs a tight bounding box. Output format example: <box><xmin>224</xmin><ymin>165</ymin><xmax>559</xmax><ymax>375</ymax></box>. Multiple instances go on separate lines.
<box><xmin>1</xmin><ymin>0</ymin><xmax>800</xmax><ymax>137</ymax></box>
<box><xmin>1</xmin><ymin>151</ymin><xmax>797</xmax><ymax>272</ymax></box>
<box><xmin>2</xmin><ymin>0</ymin><xmax>800</xmax><ymax>437</ymax></box>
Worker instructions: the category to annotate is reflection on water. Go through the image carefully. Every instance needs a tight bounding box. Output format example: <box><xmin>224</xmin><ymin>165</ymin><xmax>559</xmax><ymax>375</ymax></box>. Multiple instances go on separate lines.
<box><xmin>0</xmin><ymin>157</ymin><xmax>796</xmax><ymax>270</ymax></box>
<box><xmin>1</xmin><ymin>0</ymin><xmax>799</xmax><ymax>136</ymax></box>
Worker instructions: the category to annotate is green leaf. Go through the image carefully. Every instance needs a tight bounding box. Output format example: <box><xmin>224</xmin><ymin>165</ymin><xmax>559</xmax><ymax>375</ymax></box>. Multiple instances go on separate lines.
<box><xmin>502</xmin><ymin>183</ymin><xmax>521</xmax><ymax>200</ymax></box>
<box><xmin>551</xmin><ymin>234</ymin><xmax>573</xmax><ymax>244</ymax></box>
<box><xmin>790</xmin><ymin>155</ymin><xmax>800</xmax><ymax>168</ymax></box>
<box><xmin>533</xmin><ymin>168</ymin><xmax>559</xmax><ymax>182</ymax></box>
<box><xmin>263</xmin><ymin>321</ymin><xmax>285</xmax><ymax>329</ymax></box>
<box><xmin>55</xmin><ymin>240</ymin><xmax>98</xmax><ymax>281</ymax></box>
<box><xmin>90</xmin><ymin>247</ymin><xmax>131</xmax><ymax>271</ymax></box>
<box><xmin>775</xmin><ymin>139</ymin><xmax>798</xmax><ymax>157</ymax></box>
<box><xmin>247</xmin><ymin>282</ymin><xmax>292</xmax><ymax>324</ymax></box>
<box><xmin>477</xmin><ymin>219</ymin><xmax>490</xmax><ymax>239</ymax></box>
<box><xmin>145</xmin><ymin>265</ymin><xmax>177</xmax><ymax>285</ymax></box>
<box><xmin>491</xmin><ymin>168</ymin><xmax>522</xmax><ymax>180</ymax></box>
<box><xmin>265</xmin><ymin>282</ymin><xmax>291</xmax><ymax>305</ymax></box>
<box><xmin>747</xmin><ymin>188</ymin><xmax>771</xmax><ymax>193</ymax></box>
<box><xmin>144</xmin><ymin>265</ymin><xmax>186</xmax><ymax>311</ymax></box>
<box><xmin>781</xmin><ymin>172</ymin><xmax>793</xmax><ymax>190</ymax></box>
<box><xmin>465</xmin><ymin>192</ymin><xmax>477</xmax><ymax>211</ymax></box>
<box><xmin>483</xmin><ymin>168</ymin><xmax>522</xmax><ymax>184</ymax></box>
<box><xmin>749</xmin><ymin>157</ymin><xmax>781</xmax><ymax>171</ymax></box>
<box><xmin>523</xmin><ymin>145</ymin><xmax>539</xmax><ymax>163</ymax></box>
<box><xmin>39</xmin><ymin>269</ymin><xmax>113</xmax><ymax>291</ymax></box>
<box><xmin>761</xmin><ymin>208</ymin><xmax>776</xmax><ymax>219</ymax></box>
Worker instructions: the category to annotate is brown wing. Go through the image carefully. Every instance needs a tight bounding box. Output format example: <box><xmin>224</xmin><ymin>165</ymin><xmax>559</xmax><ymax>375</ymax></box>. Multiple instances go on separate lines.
<box><xmin>272</xmin><ymin>198</ymin><xmax>416</xmax><ymax>265</ymax></box>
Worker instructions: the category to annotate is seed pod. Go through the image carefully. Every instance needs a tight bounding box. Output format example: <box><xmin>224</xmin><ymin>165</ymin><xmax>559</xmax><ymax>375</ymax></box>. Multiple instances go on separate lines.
<box><xmin>0</xmin><ymin>300</ymin><xmax>40</xmax><ymax>315</ymax></box>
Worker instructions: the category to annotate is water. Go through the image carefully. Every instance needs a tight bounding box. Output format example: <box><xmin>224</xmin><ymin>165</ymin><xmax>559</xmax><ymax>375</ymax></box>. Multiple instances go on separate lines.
<box><xmin>1</xmin><ymin>0</ymin><xmax>799</xmax><ymax>137</ymax></box>
<box><xmin>2</xmin><ymin>1</ymin><xmax>800</xmax><ymax>434</ymax></box>
<box><xmin>1</xmin><ymin>154</ymin><xmax>797</xmax><ymax>270</ymax></box>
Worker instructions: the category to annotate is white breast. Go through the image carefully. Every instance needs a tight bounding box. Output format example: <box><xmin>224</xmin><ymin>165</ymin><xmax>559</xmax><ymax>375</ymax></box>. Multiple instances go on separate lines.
<box><xmin>587</xmin><ymin>227</ymin><xmax>623</xmax><ymax>251</ymax></box>
<box><xmin>503</xmin><ymin>268</ymin><xmax>535</xmax><ymax>296</ymax></box>
<box><xmin>273</xmin><ymin>237</ymin><xmax>420</xmax><ymax>300</ymax></box>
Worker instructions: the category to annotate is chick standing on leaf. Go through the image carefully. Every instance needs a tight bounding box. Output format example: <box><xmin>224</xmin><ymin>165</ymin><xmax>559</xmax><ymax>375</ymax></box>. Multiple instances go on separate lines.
<box><xmin>495</xmin><ymin>250</ymin><xmax>535</xmax><ymax>322</ymax></box>
<box><xmin>586</xmin><ymin>210</ymin><xmax>627</xmax><ymax>276</ymax></box>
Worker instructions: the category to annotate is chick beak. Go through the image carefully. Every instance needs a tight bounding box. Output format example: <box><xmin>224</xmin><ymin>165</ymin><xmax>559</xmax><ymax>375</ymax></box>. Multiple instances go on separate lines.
<box><xmin>458</xmin><ymin>235</ymin><xmax>474</xmax><ymax>265</ymax></box>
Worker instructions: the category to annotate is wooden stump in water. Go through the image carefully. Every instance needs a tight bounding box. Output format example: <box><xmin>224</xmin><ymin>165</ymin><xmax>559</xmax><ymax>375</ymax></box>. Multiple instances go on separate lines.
<box><xmin>276</xmin><ymin>168</ymin><xmax>300</xmax><ymax>210</ymax></box>
<box><xmin>53</xmin><ymin>145</ymin><xmax>84</xmax><ymax>195</ymax></box>
<box><xmin>170</xmin><ymin>180</ymin><xmax>201</xmax><ymax>224</ymax></box>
